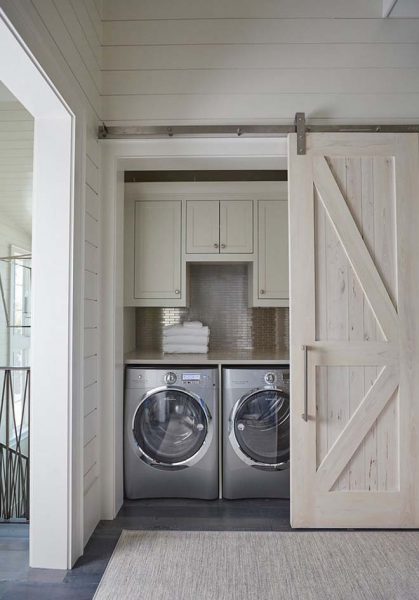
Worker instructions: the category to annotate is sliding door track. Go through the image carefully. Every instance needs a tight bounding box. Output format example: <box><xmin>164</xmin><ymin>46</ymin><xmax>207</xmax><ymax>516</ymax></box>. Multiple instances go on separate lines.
<box><xmin>99</xmin><ymin>113</ymin><xmax>419</xmax><ymax>156</ymax></box>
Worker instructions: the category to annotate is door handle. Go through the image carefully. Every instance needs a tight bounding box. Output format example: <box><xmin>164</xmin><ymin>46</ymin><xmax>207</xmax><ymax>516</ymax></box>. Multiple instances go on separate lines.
<box><xmin>301</xmin><ymin>345</ymin><xmax>308</xmax><ymax>422</ymax></box>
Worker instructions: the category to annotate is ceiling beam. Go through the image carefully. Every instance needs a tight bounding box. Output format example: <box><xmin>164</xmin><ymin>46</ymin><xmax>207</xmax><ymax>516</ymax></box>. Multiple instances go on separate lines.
<box><xmin>382</xmin><ymin>0</ymin><xmax>399</xmax><ymax>17</ymax></box>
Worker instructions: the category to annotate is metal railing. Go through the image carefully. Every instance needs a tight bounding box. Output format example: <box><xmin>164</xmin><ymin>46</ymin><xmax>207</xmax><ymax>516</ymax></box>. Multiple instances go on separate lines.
<box><xmin>0</xmin><ymin>368</ymin><xmax>30</xmax><ymax>521</ymax></box>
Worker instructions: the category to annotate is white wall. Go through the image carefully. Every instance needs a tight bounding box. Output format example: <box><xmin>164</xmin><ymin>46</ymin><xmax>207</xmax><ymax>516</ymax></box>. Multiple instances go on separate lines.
<box><xmin>0</xmin><ymin>0</ymin><xmax>103</xmax><ymax>551</ymax></box>
<box><xmin>101</xmin><ymin>0</ymin><xmax>419</xmax><ymax>125</ymax></box>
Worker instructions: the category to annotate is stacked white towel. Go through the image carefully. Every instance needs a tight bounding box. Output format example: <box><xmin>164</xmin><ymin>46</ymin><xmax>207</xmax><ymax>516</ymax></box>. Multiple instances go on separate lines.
<box><xmin>163</xmin><ymin>321</ymin><xmax>209</xmax><ymax>354</ymax></box>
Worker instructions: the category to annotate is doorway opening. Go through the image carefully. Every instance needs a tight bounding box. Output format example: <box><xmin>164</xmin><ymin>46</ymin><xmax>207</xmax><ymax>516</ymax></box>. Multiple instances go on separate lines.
<box><xmin>0</xmin><ymin>12</ymin><xmax>77</xmax><ymax>570</ymax></box>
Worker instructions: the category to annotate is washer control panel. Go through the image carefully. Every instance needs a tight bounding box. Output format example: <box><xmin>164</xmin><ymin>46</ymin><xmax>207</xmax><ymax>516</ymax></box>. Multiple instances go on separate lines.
<box><xmin>125</xmin><ymin>367</ymin><xmax>218</xmax><ymax>389</ymax></box>
<box><xmin>264</xmin><ymin>372</ymin><xmax>276</xmax><ymax>385</ymax></box>
<box><xmin>164</xmin><ymin>372</ymin><xmax>177</xmax><ymax>385</ymax></box>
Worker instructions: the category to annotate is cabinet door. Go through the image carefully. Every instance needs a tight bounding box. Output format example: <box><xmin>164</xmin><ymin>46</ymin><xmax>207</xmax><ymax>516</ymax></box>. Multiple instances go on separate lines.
<box><xmin>186</xmin><ymin>200</ymin><xmax>219</xmax><ymax>253</ymax></box>
<box><xmin>258</xmin><ymin>200</ymin><xmax>288</xmax><ymax>299</ymax></box>
<box><xmin>220</xmin><ymin>200</ymin><xmax>253</xmax><ymax>253</ymax></box>
<box><xmin>289</xmin><ymin>132</ymin><xmax>419</xmax><ymax>529</ymax></box>
<box><xmin>134</xmin><ymin>201</ymin><xmax>181</xmax><ymax>299</ymax></box>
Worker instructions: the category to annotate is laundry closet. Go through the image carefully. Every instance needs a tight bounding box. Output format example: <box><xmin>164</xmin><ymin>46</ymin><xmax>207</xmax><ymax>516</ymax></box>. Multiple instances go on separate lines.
<box><xmin>102</xmin><ymin>128</ymin><xmax>419</xmax><ymax>531</ymax></box>
<box><xmin>122</xmin><ymin>172</ymin><xmax>291</xmax><ymax>502</ymax></box>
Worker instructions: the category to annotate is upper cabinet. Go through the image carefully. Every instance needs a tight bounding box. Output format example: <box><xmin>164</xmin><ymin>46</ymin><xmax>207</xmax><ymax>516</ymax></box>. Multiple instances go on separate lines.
<box><xmin>252</xmin><ymin>200</ymin><xmax>289</xmax><ymax>307</ymax></box>
<box><xmin>220</xmin><ymin>200</ymin><xmax>253</xmax><ymax>254</ymax></box>
<box><xmin>186</xmin><ymin>200</ymin><xmax>220</xmax><ymax>253</ymax></box>
<box><xmin>186</xmin><ymin>199</ymin><xmax>253</xmax><ymax>255</ymax></box>
<box><xmin>125</xmin><ymin>182</ymin><xmax>288</xmax><ymax>308</ymax></box>
<box><xmin>125</xmin><ymin>200</ymin><xmax>185</xmax><ymax>306</ymax></box>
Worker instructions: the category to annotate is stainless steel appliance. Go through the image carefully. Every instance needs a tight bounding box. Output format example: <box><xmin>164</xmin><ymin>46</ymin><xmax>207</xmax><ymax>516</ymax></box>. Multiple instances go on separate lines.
<box><xmin>222</xmin><ymin>366</ymin><xmax>290</xmax><ymax>499</ymax></box>
<box><xmin>124</xmin><ymin>367</ymin><xmax>218</xmax><ymax>499</ymax></box>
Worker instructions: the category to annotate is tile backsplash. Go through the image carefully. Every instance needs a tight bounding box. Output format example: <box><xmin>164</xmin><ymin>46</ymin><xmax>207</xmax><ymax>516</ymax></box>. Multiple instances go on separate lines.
<box><xmin>135</xmin><ymin>264</ymin><xmax>289</xmax><ymax>354</ymax></box>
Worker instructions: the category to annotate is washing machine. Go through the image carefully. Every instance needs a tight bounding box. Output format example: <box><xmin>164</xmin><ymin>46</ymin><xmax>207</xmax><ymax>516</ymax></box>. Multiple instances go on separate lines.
<box><xmin>124</xmin><ymin>366</ymin><xmax>219</xmax><ymax>499</ymax></box>
<box><xmin>223</xmin><ymin>366</ymin><xmax>290</xmax><ymax>499</ymax></box>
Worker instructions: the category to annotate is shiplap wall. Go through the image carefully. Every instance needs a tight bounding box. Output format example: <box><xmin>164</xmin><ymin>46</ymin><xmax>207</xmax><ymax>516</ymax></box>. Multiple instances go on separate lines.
<box><xmin>101</xmin><ymin>0</ymin><xmax>419</xmax><ymax>125</ymax></box>
<box><xmin>0</xmin><ymin>100</ymin><xmax>33</xmax><ymax>366</ymax></box>
<box><xmin>1</xmin><ymin>0</ymin><xmax>103</xmax><ymax>546</ymax></box>
<box><xmin>0</xmin><ymin>101</ymin><xmax>33</xmax><ymax>234</ymax></box>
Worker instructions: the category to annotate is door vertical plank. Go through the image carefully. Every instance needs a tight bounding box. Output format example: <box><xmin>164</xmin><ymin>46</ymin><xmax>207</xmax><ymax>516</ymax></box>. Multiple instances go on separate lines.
<box><xmin>395</xmin><ymin>134</ymin><xmax>419</xmax><ymax>523</ymax></box>
<box><xmin>289</xmin><ymin>134</ymin><xmax>317</xmax><ymax>527</ymax></box>
<box><xmin>345</xmin><ymin>157</ymin><xmax>365</xmax><ymax>490</ymax></box>
<box><xmin>373</xmin><ymin>157</ymin><xmax>398</xmax><ymax>491</ymax></box>
<box><xmin>324</xmin><ymin>158</ymin><xmax>349</xmax><ymax>490</ymax></box>
<box><xmin>361</xmin><ymin>157</ymin><xmax>378</xmax><ymax>491</ymax></box>
<box><xmin>314</xmin><ymin>191</ymin><xmax>328</xmax><ymax>467</ymax></box>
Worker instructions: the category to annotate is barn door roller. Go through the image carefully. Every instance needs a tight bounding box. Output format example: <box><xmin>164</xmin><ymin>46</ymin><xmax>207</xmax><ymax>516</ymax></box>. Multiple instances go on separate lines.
<box><xmin>295</xmin><ymin>113</ymin><xmax>306</xmax><ymax>156</ymax></box>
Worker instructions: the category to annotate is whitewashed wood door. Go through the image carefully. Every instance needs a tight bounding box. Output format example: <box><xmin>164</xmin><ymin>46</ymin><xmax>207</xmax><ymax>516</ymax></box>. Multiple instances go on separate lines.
<box><xmin>289</xmin><ymin>133</ymin><xmax>419</xmax><ymax>528</ymax></box>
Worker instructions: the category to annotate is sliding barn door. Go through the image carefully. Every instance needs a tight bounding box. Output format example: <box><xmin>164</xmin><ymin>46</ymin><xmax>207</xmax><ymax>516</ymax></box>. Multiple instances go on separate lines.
<box><xmin>289</xmin><ymin>133</ymin><xmax>419</xmax><ymax>528</ymax></box>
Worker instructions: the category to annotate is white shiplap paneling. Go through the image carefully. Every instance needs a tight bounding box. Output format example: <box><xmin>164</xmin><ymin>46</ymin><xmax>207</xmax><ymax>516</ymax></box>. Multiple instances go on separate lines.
<box><xmin>32</xmin><ymin>0</ymin><xmax>101</xmax><ymax>117</ymax></box>
<box><xmin>102</xmin><ymin>18</ymin><xmax>419</xmax><ymax>46</ymax></box>
<box><xmin>0</xmin><ymin>103</ymin><xmax>33</xmax><ymax>233</ymax></box>
<box><xmin>101</xmin><ymin>1</ymin><xmax>419</xmax><ymax>125</ymax></box>
<box><xmin>102</xmin><ymin>0</ymin><xmax>382</xmax><ymax>20</ymax></box>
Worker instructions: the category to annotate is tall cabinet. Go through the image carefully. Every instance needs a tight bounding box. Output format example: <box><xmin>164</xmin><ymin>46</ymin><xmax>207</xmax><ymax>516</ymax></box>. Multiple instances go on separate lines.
<box><xmin>125</xmin><ymin>199</ymin><xmax>184</xmax><ymax>305</ymax></box>
<box><xmin>255</xmin><ymin>200</ymin><xmax>288</xmax><ymax>305</ymax></box>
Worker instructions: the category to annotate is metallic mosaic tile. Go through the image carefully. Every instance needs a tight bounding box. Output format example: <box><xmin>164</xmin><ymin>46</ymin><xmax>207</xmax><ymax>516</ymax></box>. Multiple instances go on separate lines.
<box><xmin>135</xmin><ymin>264</ymin><xmax>289</xmax><ymax>353</ymax></box>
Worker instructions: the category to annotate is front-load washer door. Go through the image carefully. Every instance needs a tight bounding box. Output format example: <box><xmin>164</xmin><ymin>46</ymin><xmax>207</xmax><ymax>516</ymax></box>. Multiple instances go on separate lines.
<box><xmin>133</xmin><ymin>386</ymin><xmax>212</xmax><ymax>469</ymax></box>
<box><xmin>230</xmin><ymin>389</ymin><xmax>289</xmax><ymax>470</ymax></box>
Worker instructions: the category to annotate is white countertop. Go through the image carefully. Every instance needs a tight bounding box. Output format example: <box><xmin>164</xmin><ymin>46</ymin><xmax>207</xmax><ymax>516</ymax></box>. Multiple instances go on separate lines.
<box><xmin>124</xmin><ymin>349</ymin><xmax>289</xmax><ymax>365</ymax></box>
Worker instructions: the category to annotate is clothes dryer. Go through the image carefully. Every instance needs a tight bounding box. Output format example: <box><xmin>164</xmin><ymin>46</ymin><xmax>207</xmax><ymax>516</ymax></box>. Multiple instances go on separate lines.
<box><xmin>223</xmin><ymin>366</ymin><xmax>290</xmax><ymax>499</ymax></box>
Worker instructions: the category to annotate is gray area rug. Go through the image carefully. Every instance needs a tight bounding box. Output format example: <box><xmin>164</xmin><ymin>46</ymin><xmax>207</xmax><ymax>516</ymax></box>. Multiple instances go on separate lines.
<box><xmin>93</xmin><ymin>530</ymin><xmax>419</xmax><ymax>600</ymax></box>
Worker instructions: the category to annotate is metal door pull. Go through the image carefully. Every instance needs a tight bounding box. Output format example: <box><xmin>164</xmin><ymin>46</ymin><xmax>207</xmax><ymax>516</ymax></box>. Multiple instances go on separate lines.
<box><xmin>301</xmin><ymin>345</ymin><xmax>308</xmax><ymax>421</ymax></box>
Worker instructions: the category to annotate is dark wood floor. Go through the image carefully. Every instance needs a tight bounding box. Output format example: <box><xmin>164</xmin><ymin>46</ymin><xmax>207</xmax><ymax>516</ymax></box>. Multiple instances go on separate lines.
<box><xmin>0</xmin><ymin>499</ymin><xmax>290</xmax><ymax>599</ymax></box>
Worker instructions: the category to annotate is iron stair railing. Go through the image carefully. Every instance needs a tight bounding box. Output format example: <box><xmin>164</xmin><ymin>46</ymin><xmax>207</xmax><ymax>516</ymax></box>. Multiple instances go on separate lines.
<box><xmin>0</xmin><ymin>368</ymin><xmax>30</xmax><ymax>521</ymax></box>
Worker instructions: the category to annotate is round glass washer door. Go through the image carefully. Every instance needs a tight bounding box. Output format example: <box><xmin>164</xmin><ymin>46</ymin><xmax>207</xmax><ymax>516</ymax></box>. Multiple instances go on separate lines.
<box><xmin>231</xmin><ymin>388</ymin><xmax>290</xmax><ymax>470</ymax></box>
<box><xmin>133</xmin><ymin>387</ymin><xmax>212</xmax><ymax>469</ymax></box>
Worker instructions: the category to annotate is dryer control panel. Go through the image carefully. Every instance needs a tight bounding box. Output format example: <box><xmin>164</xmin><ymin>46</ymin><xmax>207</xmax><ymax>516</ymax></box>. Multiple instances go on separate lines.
<box><xmin>223</xmin><ymin>366</ymin><xmax>290</xmax><ymax>391</ymax></box>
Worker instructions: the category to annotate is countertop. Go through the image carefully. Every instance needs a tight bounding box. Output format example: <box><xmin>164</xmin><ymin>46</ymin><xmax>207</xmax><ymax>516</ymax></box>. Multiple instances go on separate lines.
<box><xmin>124</xmin><ymin>349</ymin><xmax>289</xmax><ymax>365</ymax></box>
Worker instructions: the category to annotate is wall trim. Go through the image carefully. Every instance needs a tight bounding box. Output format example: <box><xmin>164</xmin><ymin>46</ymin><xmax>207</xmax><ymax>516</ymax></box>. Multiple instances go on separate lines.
<box><xmin>0</xmin><ymin>6</ymin><xmax>86</xmax><ymax>568</ymax></box>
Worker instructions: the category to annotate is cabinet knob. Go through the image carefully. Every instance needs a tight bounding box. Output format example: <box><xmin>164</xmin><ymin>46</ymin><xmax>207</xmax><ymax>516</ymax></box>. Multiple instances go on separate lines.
<box><xmin>260</xmin><ymin>289</ymin><xmax>265</xmax><ymax>295</ymax></box>
<box><xmin>175</xmin><ymin>289</ymin><xmax>180</xmax><ymax>295</ymax></box>
<box><xmin>221</xmin><ymin>243</ymin><xmax>226</xmax><ymax>249</ymax></box>
<box><xmin>214</xmin><ymin>243</ymin><xmax>219</xmax><ymax>248</ymax></box>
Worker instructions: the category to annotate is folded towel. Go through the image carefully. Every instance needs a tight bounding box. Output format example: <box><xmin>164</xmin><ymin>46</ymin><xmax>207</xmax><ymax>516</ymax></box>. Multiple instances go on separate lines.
<box><xmin>163</xmin><ymin>334</ymin><xmax>209</xmax><ymax>345</ymax></box>
<box><xmin>163</xmin><ymin>343</ymin><xmax>208</xmax><ymax>354</ymax></box>
<box><xmin>164</xmin><ymin>325</ymin><xmax>210</xmax><ymax>338</ymax></box>
<box><xmin>183</xmin><ymin>321</ymin><xmax>203</xmax><ymax>329</ymax></box>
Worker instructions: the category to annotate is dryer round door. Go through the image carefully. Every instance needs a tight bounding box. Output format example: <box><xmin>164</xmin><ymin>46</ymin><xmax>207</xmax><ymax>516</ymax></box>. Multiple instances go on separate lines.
<box><xmin>230</xmin><ymin>388</ymin><xmax>290</xmax><ymax>470</ymax></box>
<box><xmin>132</xmin><ymin>386</ymin><xmax>212</xmax><ymax>469</ymax></box>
